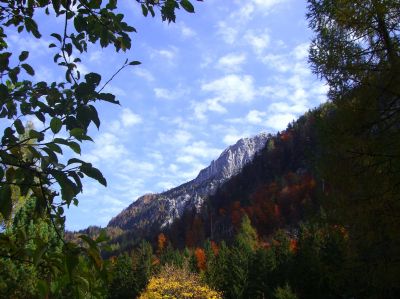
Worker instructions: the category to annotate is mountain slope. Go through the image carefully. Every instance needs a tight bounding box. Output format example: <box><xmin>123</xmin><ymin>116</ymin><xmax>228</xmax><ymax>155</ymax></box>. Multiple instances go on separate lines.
<box><xmin>107</xmin><ymin>133</ymin><xmax>269</xmax><ymax>231</ymax></box>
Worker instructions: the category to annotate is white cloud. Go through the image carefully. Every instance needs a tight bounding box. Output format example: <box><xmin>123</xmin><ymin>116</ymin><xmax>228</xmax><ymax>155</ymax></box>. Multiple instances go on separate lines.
<box><xmin>133</xmin><ymin>68</ymin><xmax>155</xmax><ymax>82</ymax></box>
<box><xmin>182</xmin><ymin>141</ymin><xmax>221</xmax><ymax>159</ymax></box>
<box><xmin>292</xmin><ymin>42</ymin><xmax>309</xmax><ymax>60</ymax></box>
<box><xmin>154</xmin><ymin>85</ymin><xmax>189</xmax><ymax>100</ymax></box>
<box><xmin>230</xmin><ymin>0</ymin><xmax>289</xmax><ymax>23</ymax></box>
<box><xmin>158</xmin><ymin>49</ymin><xmax>175</xmax><ymax>60</ymax></box>
<box><xmin>217</xmin><ymin>53</ymin><xmax>247</xmax><ymax>72</ymax></box>
<box><xmin>176</xmin><ymin>155</ymin><xmax>198</xmax><ymax>164</ymax></box>
<box><xmin>103</xmin><ymin>85</ymin><xmax>127</xmax><ymax>97</ymax></box>
<box><xmin>151</xmin><ymin>47</ymin><xmax>178</xmax><ymax>65</ymax></box>
<box><xmin>261</xmin><ymin>54</ymin><xmax>291</xmax><ymax>72</ymax></box>
<box><xmin>269</xmin><ymin>101</ymin><xmax>308</xmax><ymax>114</ymax></box>
<box><xmin>226</xmin><ymin>109</ymin><xmax>269</xmax><ymax>126</ymax></box>
<box><xmin>8</xmin><ymin>34</ymin><xmax>52</xmax><ymax>56</ymax></box>
<box><xmin>34</xmin><ymin>65</ymin><xmax>59</xmax><ymax>83</ymax></box>
<box><xmin>177</xmin><ymin>22</ymin><xmax>197</xmax><ymax>38</ymax></box>
<box><xmin>202</xmin><ymin>74</ymin><xmax>255</xmax><ymax>103</ymax></box>
<box><xmin>192</xmin><ymin>98</ymin><xmax>228</xmax><ymax>120</ymax></box>
<box><xmin>246</xmin><ymin>110</ymin><xmax>267</xmax><ymax>124</ymax></box>
<box><xmin>245</xmin><ymin>30</ymin><xmax>271</xmax><ymax>54</ymax></box>
<box><xmin>84</xmin><ymin>132</ymin><xmax>128</xmax><ymax>164</ymax></box>
<box><xmin>121</xmin><ymin>108</ymin><xmax>142</xmax><ymax>127</ymax></box>
<box><xmin>193</xmin><ymin>74</ymin><xmax>256</xmax><ymax>120</ymax></box>
<box><xmin>154</xmin><ymin>88</ymin><xmax>174</xmax><ymax>100</ymax></box>
<box><xmin>156</xmin><ymin>181</ymin><xmax>176</xmax><ymax>191</ymax></box>
<box><xmin>217</xmin><ymin>21</ymin><xmax>238</xmax><ymax>44</ymax></box>
<box><xmin>265</xmin><ymin>113</ymin><xmax>295</xmax><ymax>131</ymax></box>
<box><xmin>89</xmin><ymin>50</ymin><xmax>103</xmax><ymax>63</ymax></box>
<box><xmin>223</xmin><ymin>133</ymin><xmax>243</xmax><ymax>145</ymax></box>
<box><xmin>122</xmin><ymin>159</ymin><xmax>156</xmax><ymax>174</ymax></box>
<box><xmin>158</xmin><ymin>129</ymin><xmax>192</xmax><ymax>146</ymax></box>
<box><xmin>147</xmin><ymin>151</ymin><xmax>164</xmax><ymax>164</ymax></box>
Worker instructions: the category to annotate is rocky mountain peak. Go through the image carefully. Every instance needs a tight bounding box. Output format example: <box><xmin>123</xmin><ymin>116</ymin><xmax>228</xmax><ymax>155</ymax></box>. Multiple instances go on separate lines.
<box><xmin>194</xmin><ymin>132</ymin><xmax>268</xmax><ymax>184</ymax></box>
<box><xmin>107</xmin><ymin>132</ymin><xmax>269</xmax><ymax>230</ymax></box>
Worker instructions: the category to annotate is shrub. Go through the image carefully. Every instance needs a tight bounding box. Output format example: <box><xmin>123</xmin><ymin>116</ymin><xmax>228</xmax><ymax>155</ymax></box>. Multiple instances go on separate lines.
<box><xmin>139</xmin><ymin>264</ymin><xmax>221</xmax><ymax>299</ymax></box>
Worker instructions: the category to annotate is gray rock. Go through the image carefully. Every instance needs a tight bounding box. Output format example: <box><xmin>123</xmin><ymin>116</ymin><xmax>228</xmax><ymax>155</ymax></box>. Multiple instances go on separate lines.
<box><xmin>107</xmin><ymin>132</ymin><xmax>268</xmax><ymax>230</ymax></box>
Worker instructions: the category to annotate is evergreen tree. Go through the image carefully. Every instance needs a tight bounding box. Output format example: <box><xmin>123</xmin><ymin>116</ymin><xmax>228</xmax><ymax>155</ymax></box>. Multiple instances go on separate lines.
<box><xmin>246</xmin><ymin>247</ymin><xmax>277</xmax><ymax>299</ymax></box>
<box><xmin>205</xmin><ymin>241</ymin><xmax>231</xmax><ymax>297</ymax></box>
<box><xmin>225</xmin><ymin>215</ymin><xmax>258</xmax><ymax>299</ymax></box>
<box><xmin>108</xmin><ymin>253</ymin><xmax>138</xmax><ymax>299</ymax></box>
<box><xmin>308</xmin><ymin>1</ymin><xmax>400</xmax><ymax>297</ymax></box>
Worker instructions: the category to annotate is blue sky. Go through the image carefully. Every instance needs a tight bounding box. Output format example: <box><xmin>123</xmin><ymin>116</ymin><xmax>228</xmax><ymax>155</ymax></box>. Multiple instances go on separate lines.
<box><xmin>4</xmin><ymin>0</ymin><xmax>328</xmax><ymax>230</ymax></box>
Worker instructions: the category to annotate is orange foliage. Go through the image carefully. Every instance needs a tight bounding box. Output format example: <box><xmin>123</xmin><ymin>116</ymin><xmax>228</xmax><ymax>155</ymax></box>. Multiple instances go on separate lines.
<box><xmin>158</xmin><ymin>233</ymin><xmax>167</xmax><ymax>252</ymax></box>
<box><xmin>194</xmin><ymin>248</ymin><xmax>207</xmax><ymax>271</ymax></box>
<box><xmin>280</xmin><ymin>131</ymin><xmax>292</xmax><ymax>142</ymax></box>
<box><xmin>210</xmin><ymin>241</ymin><xmax>219</xmax><ymax>256</ymax></box>
<box><xmin>289</xmin><ymin>239</ymin><xmax>298</xmax><ymax>252</ymax></box>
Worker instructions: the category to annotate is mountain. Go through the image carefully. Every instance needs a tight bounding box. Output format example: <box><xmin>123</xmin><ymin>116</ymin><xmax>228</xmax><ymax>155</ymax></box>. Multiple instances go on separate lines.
<box><xmin>107</xmin><ymin>133</ymin><xmax>269</xmax><ymax>231</ymax></box>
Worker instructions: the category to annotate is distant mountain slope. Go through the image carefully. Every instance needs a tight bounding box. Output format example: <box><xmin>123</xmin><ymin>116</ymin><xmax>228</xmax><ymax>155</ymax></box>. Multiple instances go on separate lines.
<box><xmin>163</xmin><ymin>110</ymin><xmax>322</xmax><ymax>248</ymax></box>
<box><xmin>107</xmin><ymin>133</ymin><xmax>269</xmax><ymax>231</ymax></box>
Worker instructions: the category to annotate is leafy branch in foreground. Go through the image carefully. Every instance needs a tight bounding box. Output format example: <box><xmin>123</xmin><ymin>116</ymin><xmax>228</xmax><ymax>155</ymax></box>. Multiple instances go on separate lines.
<box><xmin>0</xmin><ymin>0</ymin><xmax>197</xmax><ymax>297</ymax></box>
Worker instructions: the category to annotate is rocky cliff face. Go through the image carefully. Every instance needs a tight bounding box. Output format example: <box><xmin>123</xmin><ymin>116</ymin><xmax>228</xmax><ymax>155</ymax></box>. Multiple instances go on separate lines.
<box><xmin>107</xmin><ymin>133</ymin><xmax>269</xmax><ymax>230</ymax></box>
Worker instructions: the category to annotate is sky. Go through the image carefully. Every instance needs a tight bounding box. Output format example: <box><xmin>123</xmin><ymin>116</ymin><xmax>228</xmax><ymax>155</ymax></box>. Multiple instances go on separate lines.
<box><xmin>4</xmin><ymin>0</ymin><xmax>328</xmax><ymax>230</ymax></box>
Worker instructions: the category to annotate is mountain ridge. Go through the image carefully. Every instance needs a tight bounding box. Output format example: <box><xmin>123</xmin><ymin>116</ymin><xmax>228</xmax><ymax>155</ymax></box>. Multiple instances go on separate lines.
<box><xmin>107</xmin><ymin>132</ymin><xmax>269</xmax><ymax>230</ymax></box>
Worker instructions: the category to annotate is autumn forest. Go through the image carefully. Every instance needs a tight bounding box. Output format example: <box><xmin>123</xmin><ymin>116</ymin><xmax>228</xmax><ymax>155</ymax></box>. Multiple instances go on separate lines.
<box><xmin>1</xmin><ymin>0</ymin><xmax>400</xmax><ymax>298</ymax></box>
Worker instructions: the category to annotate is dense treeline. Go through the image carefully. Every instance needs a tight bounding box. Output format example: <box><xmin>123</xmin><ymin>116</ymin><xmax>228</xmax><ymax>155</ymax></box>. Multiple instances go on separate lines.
<box><xmin>2</xmin><ymin>0</ymin><xmax>400</xmax><ymax>297</ymax></box>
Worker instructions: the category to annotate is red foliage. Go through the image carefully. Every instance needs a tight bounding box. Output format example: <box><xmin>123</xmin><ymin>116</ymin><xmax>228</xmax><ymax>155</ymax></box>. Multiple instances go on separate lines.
<box><xmin>194</xmin><ymin>248</ymin><xmax>207</xmax><ymax>271</ymax></box>
<box><xmin>289</xmin><ymin>239</ymin><xmax>298</xmax><ymax>253</ymax></box>
<box><xmin>210</xmin><ymin>241</ymin><xmax>219</xmax><ymax>256</ymax></box>
<box><xmin>158</xmin><ymin>233</ymin><xmax>167</xmax><ymax>252</ymax></box>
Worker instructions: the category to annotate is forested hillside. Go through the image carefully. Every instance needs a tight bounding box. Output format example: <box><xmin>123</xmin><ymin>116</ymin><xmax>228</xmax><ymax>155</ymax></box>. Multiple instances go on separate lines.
<box><xmin>1</xmin><ymin>0</ymin><xmax>400</xmax><ymax>298</ymax></box>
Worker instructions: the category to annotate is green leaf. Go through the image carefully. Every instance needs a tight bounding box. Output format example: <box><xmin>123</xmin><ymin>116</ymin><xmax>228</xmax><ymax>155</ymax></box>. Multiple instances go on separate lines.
<box><xmin>74</xmin><ymin>15</ymin><xmax>86</xmax><ymax>32</ymax></box>
<box><xmin>67</xmin><ymin>158</ymin><xmax>85</xmax><ymax>165</ymax></box>
<box><xmin>141</xmin><ymin>4</ymin><xmax>148</xmax><ymax>17</ymax></box>
<box><xmin>51</xmin><ymin>33</ymin><xmax>62</xmax><ymax>42</ymax></box>
<box><xmin>0</xmin><ymin>52</ymin><xmax>11</xmax><ymax>72</ymax></box>
<box><xmin>180</xmin><ymin>0</ymin><xmax>195</xmax><ymax>13</ymax></box>
<box><xmin>14</xmin><ymin>119</ymin><xmax>25</xmax><ymax>135</ymax></box>
<box><xmin>95</xmin><ymin>230</ymin><xmax>109</xmax><ymax>243</ymax></box>
<box><xmin>34</xmin><ymin>245</ymin><xmax>48</xmax><ymax>267</ymax></box>
<box><xmin>50</xmin><ymin>117</ymin><xmax>63</xmax><ymax>134</ymax></box>
<box><xmin>21</xmin><ymin>63</ymin><xmax>35</xmax><ymax>76</ymax></box>
<box><xmin>52</xmin><ymin>0</ymin><xmax>61</xmax><ymax>13</ymax></box>
<box><xmin>52</xmin><ymin>170</ymin><xmax>78</xmax><ymax>201</ymax></box>
<box><xmin>37</xmin><ymin>280</ymin><xmax>49</xmax><ymax>299</ymax></box>
<box><xmin>46</xmin><ymin>142</ymin><xmax>63</xmax><ymax>154</ymax></box>
<box><xmin>29</xmin><ymin>129</ymin><xmax>45</xmax><ymax>141</ymax></box>
<box><xmin>70</xmin><ymin>128</ymin><xmax>84</xmax><ymax>139</ymax></box>
<box><xmin>85</xmin><ymin>72</ymin><xmax>101</xmax><ymax>86</ymax></box>
<box><xmin>18</xmin><ymin>51</ymin><xmax>29</xmax><ymax>62</ymax></box>
<box><xmin>0</xmin><ymin>185</ymin><xmax>12</xmax><ymax>219</ymax></box>
<box><xmin>68</xmin><ymin>141</ymin><xmax>81</xmax><ymax>154</ymax></box>
<box><xmin>129</xmin><ymin>60</ymin><xmax>141</xmax><ymax>66</ymax></box>
<box><xmin>80</xmin><ymin>164</ymin><xmax>107</xmax><ymax>186</ymax></box>
<box><xmin>9</xmin><ymin>67</ymin><xmax>19</xmax><ymax>83</ymax></box>
<box><xmin>27</xmin><ymin>145</ymin><xmax>41</xmax><ymax>159</ymax></box>
<box><xmin>98</xmin><ymin>93</ymin><xmax>119</xmax><ymax>104</ymax></box>
<box><xmin>0</xmin><ymin>84</ymin><xmax>9</xmax><ymax>101</ymax></box>
<box><xmin>0</xmin><ymin>167</ymin><xmax>4</xmax><ymax>180</ymax></box>
<box><xmin>89</xmin><ymin>105</ymin><xmax>100</xmax><ymax>128</ymax></box>
<box><xmin>42</xmin><ymin>147</ymin><xmax>58</xmax><ymax>163</ymax></box>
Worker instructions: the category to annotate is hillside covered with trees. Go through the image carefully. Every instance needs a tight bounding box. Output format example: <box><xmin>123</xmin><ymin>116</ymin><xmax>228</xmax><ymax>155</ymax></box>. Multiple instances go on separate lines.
<box><xmin>1</xmin><ymin>0</ymin><xmax>400</xmax><ymax>298</ymax></box>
